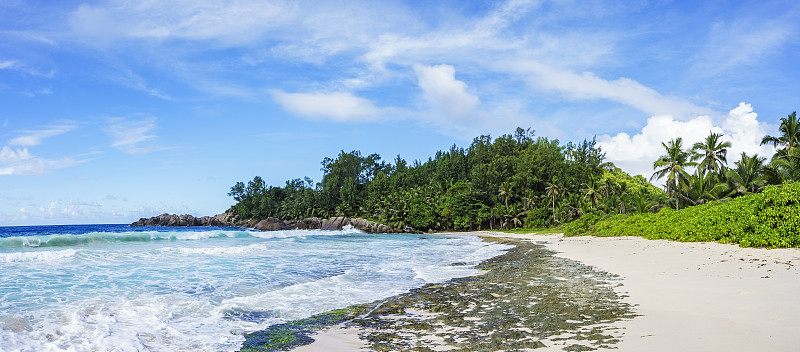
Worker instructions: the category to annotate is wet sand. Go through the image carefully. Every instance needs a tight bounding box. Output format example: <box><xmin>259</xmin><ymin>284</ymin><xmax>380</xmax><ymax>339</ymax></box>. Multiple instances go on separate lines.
<box><xmin>292</xmin><ymin>232</ymin><xmax>800</xmax><ymax>351</ymax></box>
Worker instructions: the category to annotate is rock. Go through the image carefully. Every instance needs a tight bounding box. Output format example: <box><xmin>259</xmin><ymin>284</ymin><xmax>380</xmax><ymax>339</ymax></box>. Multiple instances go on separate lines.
<box><xmin>321</xmin><ymin>216</ymin><xmax>346</xmax><ymax>230</ymax></box>
<box><xmin>296</xmin><ymin>218</ymin><xmax>323</xmax><ymax>229</ymax></box>
<box><xmin>130</xmin><ymin>212</ymin><xmax>414</xmax><ymax>233</ymax></box>
<box><xmin>130</xmin><ymin>213</ymin><xmax>234</xmax><ymax>227</ymax></box>
<box><xmin>253</xmin><ymin>217</ymin><xmax>289</xmax><ymax>231</ymax></box>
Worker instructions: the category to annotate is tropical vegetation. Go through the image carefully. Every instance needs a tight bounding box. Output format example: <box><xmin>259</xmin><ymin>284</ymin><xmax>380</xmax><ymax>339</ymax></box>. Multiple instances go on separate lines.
<box><xmin>564</xmin><ymin>181</ymin><xmax>800</xmax><ymax>247</ymax></box>
<box><xmin>227</xmin><ymin>110</ymin><xmax>800</xmax><ymax>246</ymax></box>
<box><xmin>227</xmin><ymin>128</ymin><xmax>663</xmax><ymax>231</ymax></box>
<box><xmin>567</xmin><ymin>110</ymin><xmax>800</xmax><ymax>247</ymax></box>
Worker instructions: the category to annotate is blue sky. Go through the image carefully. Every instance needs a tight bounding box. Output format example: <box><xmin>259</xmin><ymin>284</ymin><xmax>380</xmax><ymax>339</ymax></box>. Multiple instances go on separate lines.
<box><xmin>1</xmin><ymin>0</ymin><xmax>798</xmax><ymax>225</ymax></box>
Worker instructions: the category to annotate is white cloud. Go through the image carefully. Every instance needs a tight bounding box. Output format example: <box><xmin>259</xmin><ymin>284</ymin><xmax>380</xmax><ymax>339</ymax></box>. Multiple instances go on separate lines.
<box><xmin>0</xmin><ymin>60</ymin><xmax>18</xmax><ymax>69</ymax></box>
<box><xmin>271</xmin><ymin>91</ymin><xmax>381</xmax><ymax>122</ymax></box>
<box><xmin>722</xmin><ymin>102</ymin><xmax>774</xmax><ymax>158</ymax></box>
<box><xmin>105</xmin><ymin>117</ymin><xmax>158</xmax><ymax>154</ymax></box>
<box><xmin>598</xmin><ymin>102</ymin><xmax>774</xmax><ymax>179</ymax></box>
<box><xmin>504</xmin><ymin>60</ymin><xmax>712</xmax><ymax>119</ymax></box>
<box><xmin>694</xmin><ymin>11</ymin><xmax>797</xmax><ymax>74</ymax></box>
<box><xmin>0</xmin><ymin>59</ymin><xmax>55</xmax><ymax>78</ymax></box>
<box><xmin>0</xmin><ymin>146</ymin><xmax>77</xmax><ymax>176</ymax></box>
<box><xmin>414</xmin><ymin>64</ymin><xmax>480</xmax><ymax>119</ymax></box>
<box><xmin>68</xmin><ymin>1</ymin><xmax>292</xmax><ymax>46</ymax></box>
<box><xmin>9</xmin><ymin>123</ymin><xmax>76</xmax><ymax>147</ymax></box>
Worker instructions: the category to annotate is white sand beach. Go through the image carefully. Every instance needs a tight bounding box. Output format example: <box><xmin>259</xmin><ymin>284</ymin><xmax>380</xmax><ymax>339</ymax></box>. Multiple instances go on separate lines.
<box><xmin>296</xmin><ymin>233</ymin><xmax>800</xmax><ymax>351</ymax></box>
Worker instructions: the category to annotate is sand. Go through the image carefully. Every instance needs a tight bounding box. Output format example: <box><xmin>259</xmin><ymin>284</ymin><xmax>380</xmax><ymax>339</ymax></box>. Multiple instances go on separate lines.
<box><xmin>294</xmin><ymin>233</ymin><xmax>800</xmax><ymax>351</ymax></box>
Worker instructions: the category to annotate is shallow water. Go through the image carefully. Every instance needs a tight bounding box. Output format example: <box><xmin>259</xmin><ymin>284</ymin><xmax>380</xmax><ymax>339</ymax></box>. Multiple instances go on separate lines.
<box><xmin>0</xmin><ymin>224</ymin><xmax>511</xmax><ymax>352</ymax></box>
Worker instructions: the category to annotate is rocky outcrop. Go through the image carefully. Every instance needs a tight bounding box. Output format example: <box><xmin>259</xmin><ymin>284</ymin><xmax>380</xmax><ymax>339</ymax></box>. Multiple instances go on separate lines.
<box><xmin>130</xmin><ymin>213</ymin><xmax>417</xmax><ymax>233</ymax></box>
<box><xmin>253</xmin><ymin>217</ymin><xmax>289</xmax><ymax>231</ymax></box>
<box><xmin>321</xmin><ymin>216</ymin><xmax>395</xmax><ymax>233</ymax></box>
<box><xmin>130</xmin><ymin>213</ymin><xmax>230</xmax><ymax>227</ymax></box>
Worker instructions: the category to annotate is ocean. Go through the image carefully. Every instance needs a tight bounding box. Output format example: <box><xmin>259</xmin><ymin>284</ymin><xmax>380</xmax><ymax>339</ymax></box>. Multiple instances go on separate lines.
<box><xmin>0</xmin><ymin>224</ymin><xmax>511</xmax><ymax>351</ymax></box>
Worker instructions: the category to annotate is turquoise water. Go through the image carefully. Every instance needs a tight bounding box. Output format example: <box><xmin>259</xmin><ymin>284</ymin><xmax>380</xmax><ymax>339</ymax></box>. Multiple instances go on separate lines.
<box><xmin>0</xmin><ymin>225</ymin><xmax>510</xmax><ymax>351</ymax></box>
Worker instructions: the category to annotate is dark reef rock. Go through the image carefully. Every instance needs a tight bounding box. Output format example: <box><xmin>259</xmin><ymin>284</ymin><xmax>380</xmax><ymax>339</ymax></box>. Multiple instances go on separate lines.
<box><xmin>130</xmin><ymin>213</ymin><xmax>417</xmax><ymax>233</ymax></box>
<box><xmin>131</xmin><ymin>213</ymin><xmax>232</xmax><ymax>227</ymax></box>
<box><xmin>253</xmin><ymin>217</ymin><xmax>289</xmax><ymax>231</ymax></box>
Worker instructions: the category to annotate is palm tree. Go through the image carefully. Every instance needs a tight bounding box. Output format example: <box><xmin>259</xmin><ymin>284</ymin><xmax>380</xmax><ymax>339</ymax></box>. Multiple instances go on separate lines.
<box><xmin>545</xmin><ymin>181</ymin><xmax>561</xmax><ymax>223</ymax></box>
<box><xmin>628</xmin><ymin>192</ymin><xmax>656</xmax><ymax>214</ymax></box>
<box><xmin>581</xmin><ymin>180</ymin><xmax>602</xmax><ymax>208</ymax></box>
<box><xmin>679</xmin><ymin>170</ymin><xmax>728</xmax><ymax>206</ymax></box>
<box><xmin>691</xmin><ymin>132</ymin><xmax>731</xmax><ymax>174</ymax></box>
<box><xmin>761</xmin><ymin>111</ymin><xmax>800</xmax><ymax>158</ymax></box>
<box><xmin>651</xmin><ymin>138</ymin><xmax>695</xmax><ymax>209</ymax></box>
<box><xmin>497</xmin><ymin>186</ymin><xmax>511</xmax><ymax>210</ymax></box>
<box><xmin>725</xmin><ymin>152</ymin><xmax>765</xmax><ymax>196</ymax></box>
<box><xmin>766</xmin><ymin>147</ymin><xmax>800</xmax><ymax>183</ymax></box>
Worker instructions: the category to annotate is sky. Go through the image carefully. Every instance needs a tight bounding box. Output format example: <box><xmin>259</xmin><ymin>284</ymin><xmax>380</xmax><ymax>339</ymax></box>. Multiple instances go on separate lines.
<box><xmin>1</xmin><ymin>0</ymin><xmax>798</xmax><ymax>225</ymax></box>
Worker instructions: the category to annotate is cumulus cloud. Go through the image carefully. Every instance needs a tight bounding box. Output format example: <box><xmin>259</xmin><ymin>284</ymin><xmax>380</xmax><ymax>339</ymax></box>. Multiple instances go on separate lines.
<box><xmin>598</xmin><ymin>102</ymin><xmax>774</xmax><ymax>180</ymax></box>
<box><xmin>271</xmin><ymin>91</ymin><xmax>381</xmax><ymax>122</ymax></box>
<box><xmin>414</xmin><ymin>64</ymin><xmax>480</xmax><ymax>119</ymax></box>
<box><xmin>0</xmin><ymin>146</ymin><xmax>77</xmax><ymax>176</ymax></box>
<box><xmin>9</xmin><ymin>123</ymin><xmax>76</xmax><ymax>147</ymax></box>
<box><xmin>105</xmin><ymin>117</ymin><xmax>158</xmax><ymax>154</ymax></box>
<box><xmin>721</xmin><ymin>102</ymin><xmax>774</xmax><ymax>157</ymax></box>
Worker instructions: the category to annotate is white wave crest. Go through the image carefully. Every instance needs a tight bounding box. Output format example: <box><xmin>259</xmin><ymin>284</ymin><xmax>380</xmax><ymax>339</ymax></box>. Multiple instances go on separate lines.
<box><xmin>0</xmin><ymin>249</ymin><xmax>79</xmax><ymax>263</ymax></box>
<box><xmin>248</xmin><ymin>226</ymin><xmax>363</xmax><ymax>239</ymax></box>
<box><xmin>166</xmin><ymin>244</ymin><xmax>272</xmax><ymax>256</ymax></box>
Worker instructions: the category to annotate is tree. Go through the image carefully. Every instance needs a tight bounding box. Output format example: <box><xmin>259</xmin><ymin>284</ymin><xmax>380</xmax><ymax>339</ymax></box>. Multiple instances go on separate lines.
<box><xmin>678</xmin><ymin>170</ymin><xmax>728</xmax><ymax>206</ymax></box>
<box><xmin>498</xmin><ymin>185</ymin><xmax>512</xmax><ymax>210</ymax></box>
<box><xmin>691</xmin><ymin>132</ymin><xmax>731</xmax><ymax>174</ymax></box>
<box><xmin>725</xmin><ymin>152</ymin><xmax>765</xmax><ymax>196</ymax></box>
<box><xmin>761</xmin><ymin>111</ymin><xmax>800</xmax><ymax>157</ymax></box>
<box><xmin>765</xmin><ymin>147</ymin><xmax>800</xmax><ymax>183</ymax></box>
<box><xmin>651</xmin><ymin>138</ymin><xmax>695</xmax><ymax>210</ymax></box>
<box><xmin>581</xmin><ymin>180</ymin><xmax>602</xmax><ymax>208</ymax></box>
<box><xmin>545</xmin><ymin>180</ymin><xmax>561</xmax><ymax>223</ymax></box>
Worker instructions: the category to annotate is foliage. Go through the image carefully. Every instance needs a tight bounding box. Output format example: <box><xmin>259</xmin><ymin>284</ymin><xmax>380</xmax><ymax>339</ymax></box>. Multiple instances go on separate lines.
<box><xmin>226</xmin><ymin>109</ymin><xmax>799</xmax><ymax>234</ymax></box>
<box><xmin>565</xmin><ymin>182</ymin><xmax>800</xmax><ymax>248</ymax></box>
<box><xmin>226</xmin><ymin>128</ymin><xmax>629</xmax><ymax>231</ymax></box>
<box><xmin>651</xmin><ymin>138</ymin><xmax>695</xmax><ymax>210</ymax></box>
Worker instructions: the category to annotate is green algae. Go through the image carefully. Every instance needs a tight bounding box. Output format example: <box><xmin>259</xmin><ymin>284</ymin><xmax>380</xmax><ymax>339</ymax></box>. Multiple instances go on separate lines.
<box><xmin>238</xmin><ymin>305</ymin><xmax>370</xmax><ymax>351</ymax></box>
<box><xmin>239</xmin><ymin>238</ymin><xmax>637</xmax><ymax>351</ymax></box>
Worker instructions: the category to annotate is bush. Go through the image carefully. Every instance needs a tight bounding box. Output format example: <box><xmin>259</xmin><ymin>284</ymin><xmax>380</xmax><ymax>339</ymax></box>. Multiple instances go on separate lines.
<box><xmin>566</xmin><ymin>182</ymin><xmax>800</xmax><ymax>248</ymax></box>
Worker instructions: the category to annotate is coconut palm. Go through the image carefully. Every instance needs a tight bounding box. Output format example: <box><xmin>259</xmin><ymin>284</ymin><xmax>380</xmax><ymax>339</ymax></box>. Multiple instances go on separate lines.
<box><xmin>761</xmin><ymin>111</ymin><xmax>800</xmax><ymax>158</ymax></box>
<box><xmin>581</xmin><ymin>180</ymin><xmax>602</xmax><ymax>208</ymax></box>
<box><xmin>678</xmin><ymin>170</ymin><xmax>728</xmax><ymax>206</ymax></box>
<box><xmin>652</xmin><ymin>138</ymin><xmax>695</xmax><ymax>210</ymax></box>
<box><xmin>765</xmin><ymin>147</ymin><xmax>800</xmax><ymax>183</ymax></box>
<box><xmin>545</xmin><ymin>180</ymin><xmax>561</xmax><ymax>223</ymax></box>
<box><xmin>691</xmin><ymin>132</ymin><xmax>731</xmax><ymax>174</ymax></box>
<box><xmin>725</xmin><ymin>152</ymin><xmax>765</xmax><ymax>196</ymax></box>
<box><xmin>628</xmin><ymin>192</ymin><xmax>657</xmax><ymax>214</ymax></box>
<box><xmin>497</xmin><ymin>186</ymin><xmax>511</xmax><ymax>210</ymax></box>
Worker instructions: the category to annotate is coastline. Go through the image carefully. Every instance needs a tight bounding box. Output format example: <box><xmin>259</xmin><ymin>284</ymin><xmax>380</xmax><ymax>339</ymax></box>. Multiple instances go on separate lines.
<box><xmin>243</xmin><ymin>233</ymin><xmax>637</xmax><ymax>351</ymax></box>
<box><xmin>285</xmin><ymin>232</ymin><xmax>800</xmax><ymax>351</ymax></box>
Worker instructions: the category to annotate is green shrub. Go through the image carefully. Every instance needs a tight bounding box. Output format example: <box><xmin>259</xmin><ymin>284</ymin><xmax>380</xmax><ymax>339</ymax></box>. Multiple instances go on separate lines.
<box><xmin>566</xmin><ymin>182</ymin><xmax>800</xmax><ymax>248</ymax></box>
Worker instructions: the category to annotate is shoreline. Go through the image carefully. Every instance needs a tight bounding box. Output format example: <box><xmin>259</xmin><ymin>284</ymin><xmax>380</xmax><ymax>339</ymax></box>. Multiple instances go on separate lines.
<box><xmin>243</xmin><ymin>233</ymin><xmax>637</xmax><ymax>351</ymax></box>
<box><xmin>285</xmin><ymin>232</ymin><xmax>800</xmax><ymax>351</ymax></box>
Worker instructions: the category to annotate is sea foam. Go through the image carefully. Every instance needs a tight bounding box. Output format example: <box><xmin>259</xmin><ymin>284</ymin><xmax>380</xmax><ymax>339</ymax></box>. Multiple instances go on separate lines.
<box><xmin>0</xmin><ymin>225</ymin><xmax>510</xmax><ymax>352</ymax></box>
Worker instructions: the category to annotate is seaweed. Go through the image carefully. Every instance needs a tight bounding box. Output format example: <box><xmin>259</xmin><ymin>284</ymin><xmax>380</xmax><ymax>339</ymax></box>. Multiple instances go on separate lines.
<box><xmin>238</xmin><ymin>306</ymin><xmax>370</xmax><ymax>351</ymax></box>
